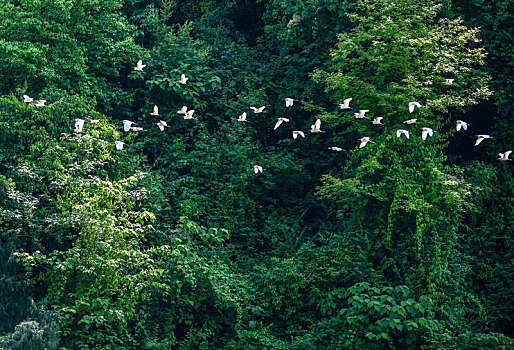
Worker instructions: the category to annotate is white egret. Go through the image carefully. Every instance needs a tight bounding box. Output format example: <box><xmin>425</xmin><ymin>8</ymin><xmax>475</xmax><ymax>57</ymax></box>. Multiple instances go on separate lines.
<box><xmin>498</xmin><ymin>151</ymin><xmax>512</xmax><ymax>161</ymax></box>
<box><xmin>475</xmin><ymin>134</ymin><xmax>491</xmax><ymax>146</ymax></box>
<box><xmin>23</xmin><ymin>94</ymin><xmax>33</xmax><ymax>103</ymax></box>
<box><xmin>339</xmin><ymin>98</ymin><xmax>353</xmax><ymax>110</ymax></box>
<box><xmin>74</xmin><ymin>119</ymin><xmax>85</xmax><ymax>133</ymax></box>
<box><xmin>408</xmin><ymin>102</ymin><xmax>421</xmax><ymax>113</ymax></box>
<box><xmin>328</xmin><ymin>147</ymin><xmax>344</xmax><ymax>151</ymax></box>
<box><xmin>122</xmin><ymin>120</ymin><xmax>136</xmax><ymax>132</ymax></box>
<box><xmin>178</xmin><ymin>74</ymin><xmax>189</xmax><ymax>84</ymax></box>
<box><xmin>115</xmin><ymin>141</ymin><xmax>125</xmax><ymax>150</ymax></box>
<box><xmin>177</xmin><ymin>106</ymin><xmax>187</xmax><ymax>115</ymax></box>
<box><xmin>456</xmin><ymin>120</ymin><xmax>468</xmax><ymax>131</ymax></box>
<box><xmin>372</xmin><ymin>117</ymin><xmax>383</xmax><ymax>125</ymax></box>
<box><xmin>443</xmin><ymin>79</ymin><xmax>454</xmax><ymax>85</ymax></box>
<box><xmin>134</xmin><ymin>60</ymin><xmax>146</xmax><ymax>71</ymax></box>
<box><xmin>156</xmin><ymin>120</ymin><xmax>168</xmax><ymax>131</ymax></box>
<box><xmin>237</xmin><ymin>112</ymin><xmax>248</xmax><ymax>122</ymax></box>
<box><xmin>292</xmin><ymin>131</ymin><xmax>305</xmax><ymax>139</ymax></box>
<box><xmin>184</xmin><ymin>110</ymin><xmax>196</xmax><ymax>120</ymax></box>
<box><xmin>35</xmin><ymin>100</ymin><xmax>46</xmax><ymax>107</ymax></box>
<box><xmin>274</xmin><ymin>117</ymin><xmax>290</xmax><ymax>130</ymax></box>
<box><xmin>253</xmin><ymin>165</ymin><xmax>263</xmax><ymax>174</ymax></box>
<box><xmin>354</xmin><ymin>110</ymin><xmax>369</xmax><ymax>119</ymax></box>
<box><xmin>421</xmin><ymin>127</ymin><xmax>434</xmax><ymax>140</ymax></box>
<box><xmin>285</xmin><ymin>98</ymin><xmax>295</xmax><ymax>107</ymax></box>
<box><xmin>250</xmin><ymin>106</ymin><xmax>265</xmax><ymax>113</ymax></box>
<box><xmin>90</xmin><ymin>119</ymin><xmax>100</xmax><ymax>124</ymax></box>
<box><xmin>149</xmin><ymin>105</ymin><xmax>159</xmax><ymax>116</ymax></box>
<box><xmin>131</xmin><ymin>127</ymin><xmax>144</xmax><ymax>132</ymax></box>
<box><xmin>396</xmin><ymin>129</ymin><xmax>410</xmax><ymax>139</ymax></box>
<box><xmin>404</xmin><ymin>118</ymin><xmax>418</xmax><ymax>124</ymax></box>
<box><xmin>358</xmin><ymin>137</ymin><xmax>374</xmax><ymax>148</ymax></box>
<box><xmin>310</xmin><ymin>119</ymin><xmax>324</xmax><ymax>133</ymax></box>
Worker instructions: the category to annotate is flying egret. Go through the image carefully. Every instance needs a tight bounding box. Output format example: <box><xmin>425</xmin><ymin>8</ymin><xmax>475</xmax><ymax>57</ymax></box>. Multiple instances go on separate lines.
<box><xmin>328</xmin><ymin>147</ymin><xmax>344</xmax><ymax>151</ymax></box>
<box><xmin>35</xmin><ymin>100</ymin><xmax>46</xmax><ymax>107</ymax></box>
<box><xmin>474</xmin><ymin>134</ymin><xmax>491</xmax><ymax>146</ymax></box>
<box><xmin>131</xmin><ymin>127</ymin><xmax>144</xmax><ymax>132</ymax></box>
<box><xmin>285</xmin><ymin>98</ymin><xmax>295</xmax><ymax>107</ymax></box>
<box><xmin>358</xmin><ymin>137</ymin><xmax>374</xmax><ymax>148</ymax></box>
<box><xmin>274</xmin><ymin>117</ymin><xmax>290</xmax><ymax>130</ymax></box>
<box><xmin>149</xmin><ymin>105</ymin><xmax>159</xmax><ymax>116</ymax></box>
<box><xmin>421</xmin><ymin>127</ymin><xmax>434</xmax><ymax>140</ymax></box>
<box><xmin>74</xmin><ymin>119</ymin><xmax>85</xmax><ymax>133</ymax></box>
<box><xmin>372</xmin><ymin>117</ymin><xmax>383</xmax><ymax>125</ymax></box>
<box><xmin>122</xmin><ymin>120</ymin><xmax>136</xmax><ymax>132</ymax></box>
<box><xmin>184</xmin><ymin>110</ymin><xmax>196</xmax><ymax>120</ymax></box>
<box><xmin>156</xmin><ymin>120</ymin><xmax>168</xmax><ymax>131</ymax></box>
<box><xmin>292</xmin><ymin>131</ymin><xmax>305</xmax><ymax>139</ymax></box>
<box><xmin>443</xmin><ymin>79</ymin><xmax>454</xmax><ymax>85</ymax></box>
<box><xmin>408</xmin><ymin>102</ymin><xmax>421</xmax><ymax>113</ymax></box>
<box><xmin>498</xmin><ymin>150</ymin><xmax>512</xmax><ymax>161</ymax></box>
<box><xmin>115</xmin><ymin>141</ymin><xmax>125</xmax><ymax>150</ymax></box>
<box><xmin>90</xmin><ymin>119</ymin><xmax>100</xmax><ymax>124</ymax></box>
<box><xmin>178</xmin><ymin>74</ymin><xmax>189</xmax><ymax>84</ymax></box>
<box><xmin>339</xmin><ymin>98</ymin><xmax>353</xmax><ymax>110</ymax></box>
<box><xmin>404</xmin><ymin>118</ymin><xmax>418</xmax><ymax>124</ymax></box>
<box><xmin>354</xmin><ymin>110</ymin><xmax>369</xmax><ymax>119</ymax></box>
<box><xmin>253</xmin><ymin>165</ymin><xmax>263</xmax><ymax>174</ymax></box>
<box><xmin>177</xmin><ymin>106</ymin><xmax>187</xmax><ymax>114</ymax></box>
<box><xmin>456</xmin><ymin>120</ymin><xmax>468</xmax><ymax>131</ymax></box>
<box><xmin>23</xmin><ymin>94</ymin><xmax>33</xmax><ymax>103</ymax></box>
<box><xmin>396</xmin><ymin>129</ymin><xmax>410</xmax><ymax>139</ymax></box>
<box><xmin>134</xmin><ymin>60</ymin><xmax>146</xmax><ymax>71</ymax></box>
<box><xmin>250</xmin><ymin>106</ymin><xmax>265</xmax><ymax>113</ymax></box>
<box><xmin>310</xmin><ymin>119</ymin><xmax>324</xmax><ymax>133</ymax></box>
<box><xmin>237</xmin><ymin>112</ymin><xmax>248</xmax><ymax>122</ymax></box>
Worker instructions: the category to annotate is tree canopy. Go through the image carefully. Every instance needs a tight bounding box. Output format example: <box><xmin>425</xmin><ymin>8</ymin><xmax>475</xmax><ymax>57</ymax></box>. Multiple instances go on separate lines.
<box><xmin>0</xmin><ymin>0</ymin><xmax>512</xmax><ymax>349</ymax></box>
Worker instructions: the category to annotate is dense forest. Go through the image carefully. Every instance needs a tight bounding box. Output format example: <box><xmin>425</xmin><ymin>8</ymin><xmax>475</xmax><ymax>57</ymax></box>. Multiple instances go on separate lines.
<box><xmin>0</xmin><ymin>0</ymin><xmax>512</xmax><ymax>349</ymax></box>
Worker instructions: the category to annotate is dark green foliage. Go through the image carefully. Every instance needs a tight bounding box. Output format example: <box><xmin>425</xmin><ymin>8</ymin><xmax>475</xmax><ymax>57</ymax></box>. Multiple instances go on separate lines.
<box><xmin>0</xmin><ymin>0</ymin><xmax>512</xmax><ymax>348</ymax></box>
<box><xmin>444</xmin><ymin>0</ymin><xmax>514</xmax><ymax>337</ymax></box>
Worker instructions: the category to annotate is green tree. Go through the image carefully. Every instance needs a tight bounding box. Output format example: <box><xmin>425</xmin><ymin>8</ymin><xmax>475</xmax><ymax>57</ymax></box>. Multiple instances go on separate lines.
<box><xmin>0</xmin><ymin>95</ymin><xmax>246</xmax><ymax>349</ymax></box>
<box><xmin>313</xmin><ymin>0</ymin><xmax>492</xmax><ymax>344</ymax></box>
<box><xmin>0</xmin><ymin>0</ymin><xmax>145</xmax><ymax>114</ymax></box>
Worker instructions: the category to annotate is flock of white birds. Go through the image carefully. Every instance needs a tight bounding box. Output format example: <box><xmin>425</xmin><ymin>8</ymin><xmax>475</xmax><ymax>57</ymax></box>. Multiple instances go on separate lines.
<box><xmin>20</xmin><ymin>61</ymin><xmax>512</xmax><ymax>175</ymax></box>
